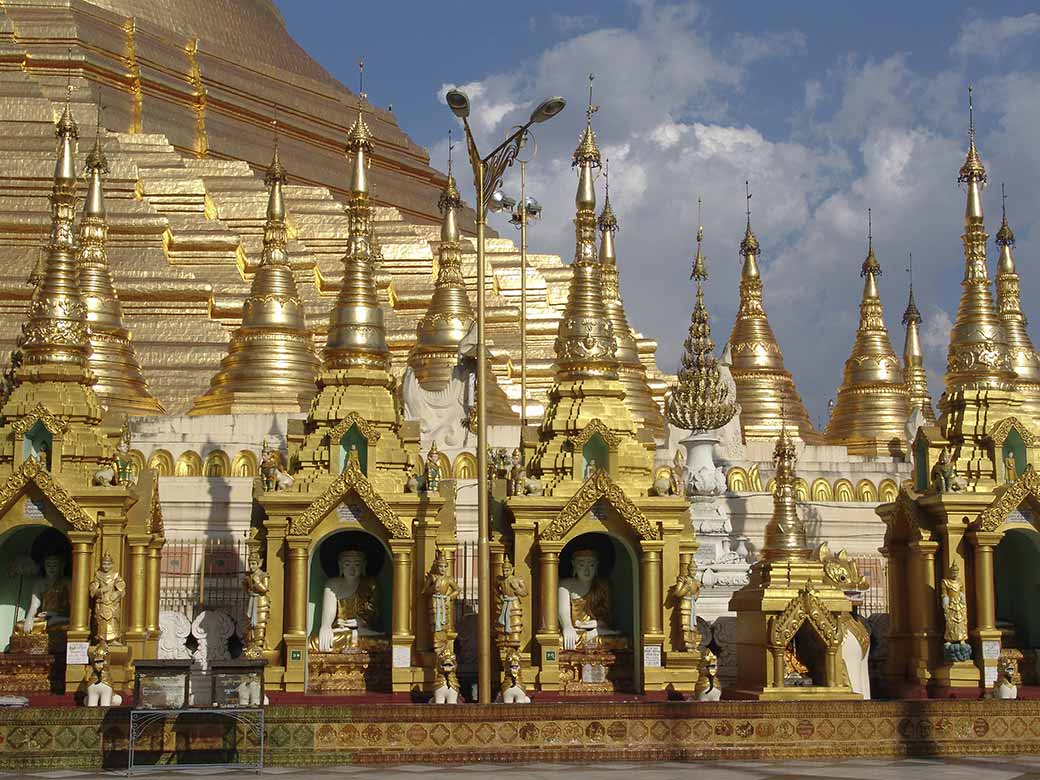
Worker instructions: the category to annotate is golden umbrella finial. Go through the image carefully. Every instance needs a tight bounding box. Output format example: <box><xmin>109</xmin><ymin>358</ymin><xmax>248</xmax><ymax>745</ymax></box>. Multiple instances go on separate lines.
<box><xmin>691</xmin><ymin>197</ymin><xmax>707</xmax><ymax>281</ymax></box>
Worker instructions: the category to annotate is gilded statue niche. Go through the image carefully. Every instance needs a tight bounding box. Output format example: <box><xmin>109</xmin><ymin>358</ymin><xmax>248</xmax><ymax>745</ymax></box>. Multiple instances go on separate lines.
<box><xmin>289</xmin><ymin>459</ymin><xmax>408</xmax><ymax>538</ymax></box>
<box><xmin>539</xmin><ymin>471</ymin><xmax>656</xmax><ymax>542</ymax></box>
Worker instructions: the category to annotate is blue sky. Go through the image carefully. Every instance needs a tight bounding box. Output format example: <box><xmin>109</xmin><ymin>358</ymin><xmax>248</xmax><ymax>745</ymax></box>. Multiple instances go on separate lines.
<box><xmin>276</xmin><ymin>1</ymin><xmax>1040</xmax><ymax>428</ymax></box>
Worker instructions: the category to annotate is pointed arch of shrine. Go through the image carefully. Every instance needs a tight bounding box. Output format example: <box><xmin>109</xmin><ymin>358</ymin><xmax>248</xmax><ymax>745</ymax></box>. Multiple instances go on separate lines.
<box><xmin>0</xmin><ymin>457</ymin><xmax>93</xmax><ymax>531</ymax></box>
<box><xmin>289</xmin><ymin>458</ymin><xmax>408</xmax><ymax>538</ymax></box>
<box><xmin>767</xmin><ymin>584</ymin><xmax>843</xmax><ymax>651</ymax></box>
<box><xmin>539</xmin><ymin>470</ymin><xmax>656</xmax><ymax>541</ymax></box>
<box><xmin>974</xmin><ymin>466</ymin><xmax>1040</xmax><ymax>532</ymax></box>
<box><xmin>10</xmin><ymin>404</ymin><xmax>69</xmax><ymax>437</ymax></box>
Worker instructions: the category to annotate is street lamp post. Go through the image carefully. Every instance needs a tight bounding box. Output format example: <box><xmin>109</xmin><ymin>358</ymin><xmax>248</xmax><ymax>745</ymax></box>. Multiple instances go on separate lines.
<box><xmin>508</xmin><ymin>163</ymin><xmax>543</xmax><ymax>430</ymax></box>
<box><xmin>444</xmin><ymin>88</ymin><xmax>564</xmax><ymax>704</ymax></box>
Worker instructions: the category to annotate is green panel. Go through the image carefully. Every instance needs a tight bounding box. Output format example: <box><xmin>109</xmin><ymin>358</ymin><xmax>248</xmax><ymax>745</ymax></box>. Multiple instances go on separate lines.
<box><xmin>582</xmin><ymin>434</ymin><xmax>609</xmax><ymax>477</ymax></box>
<box><xmin>307</xmin><ymin>529</ymin><xmax>391</xmax><ymax>636</ymax></box>
<box><xmin>914</xmin><ymin>438</ymin><xmax>930</xmax><ymax>492</ymax></box>
<box><xmin>22</xmin><ymin>421</ymin><xmax>51</xmax><ymax>466</ymax></box>
<box><xmin>338</xmin><ymin>425</ymin><xmax>368</xmax><ymax>475</ymax></box>
<box><xmin>995</xmin><ymin>526</ymin><xmax>1040</xmax><ymax>647</ymax></box>
<box><xmin>1003</xmin><ymin>428</ymin><xmax>1027</xmax><ymax>479</ymax></box>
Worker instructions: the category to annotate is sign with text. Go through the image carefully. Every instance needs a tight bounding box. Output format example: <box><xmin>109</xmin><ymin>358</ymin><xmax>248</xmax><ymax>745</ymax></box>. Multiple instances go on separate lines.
<box><xmin>66</xmin><ymin>641</ymin><xmax>89</xmax><ymax>665</ymax></box>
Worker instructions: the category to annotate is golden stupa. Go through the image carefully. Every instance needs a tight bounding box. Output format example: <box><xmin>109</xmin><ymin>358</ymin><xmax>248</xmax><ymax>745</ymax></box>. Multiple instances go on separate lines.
<box><xmin>597</xmin><ymin>164</ymin><xmax>667</xmax><ymax>439</ymax></box>
<box><xmin>190</xmin><ymin>141</ymin><xmax>321</xmax><ymax>414</ymax></box>
<box><xmin>993</xmin><ymin>187</ymin><xmax>1040</xmax><ymax>421</ymax></box>
<box><xmin>824</xmin><ymin>213</ymin><xmax>909</xmax><ymax>455</ymax></box>
<box><xmin>0</xmin><ymin>1</ymin><xmax>672</xmax><ymax>420</ymax></box>
<box><xmin>727</xmin><ymin>190</ymin><xmax>818</xmax><ymax>443</ymax></box>
<box><xmin>901</xmin><ymin>268</ymin><xmax>936</xmax><ymax>424</ymax></box>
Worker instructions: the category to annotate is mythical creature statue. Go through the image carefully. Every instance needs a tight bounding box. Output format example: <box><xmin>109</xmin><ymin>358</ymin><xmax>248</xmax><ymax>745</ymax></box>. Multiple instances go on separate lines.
<box><xmin>83</xmin><ymin>642</ymin><xmax>122</xmax><ymax>707</ymax></box>
<box><xmin>815</xmin><ymin>543</ymin><xmax>871</xmax><ymax>699</ymax></box>
<box><xmin>930</xmin><ymin>448</ymin><xmax>965</xmax><ymax>493</ymax></box>
<box><xmin>694</xmin><ymin>649</ymin><xmax>722</xmax><ymax>701</ymax></box>
<box><xmin>497</xmin><ymin>649</ymin><xmax>530</xmax><ymax>704</ymax></box>
<box><xmin>430</xmin><ymin>646</ymin><xmax>460</xmax><ymax>704</ymax></box>
<box><xmin>993</xmin><ymin>653</ymin><xmax>1019</xmax><ymax>700</ymax></box>
<box><xmin>260</xmin><ymin>440</ymin><xmax>293</xmax><ymax>491</ymax></box>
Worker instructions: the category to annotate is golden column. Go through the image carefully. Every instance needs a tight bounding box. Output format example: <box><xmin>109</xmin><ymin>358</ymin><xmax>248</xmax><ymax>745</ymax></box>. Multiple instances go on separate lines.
<box><xmin>445</xmin><ymin>87</ymin><xmax>566</xmax><ymax>703</ymax></box>
<box><xmin>969</xmin><ymin>530</ymin><xmax>1001</xmax><ymax>634</ymax></box>
<box><xmin>390</xmin><ymin>540</ymin><xmax>414</xmax><ymax>639</ymax></box>
<box><xmin>68</xmin><ymin>532</ymin><xmax>95</xmax><ymax>638</ymax></box>
<box><xmin>126</xmin><ymin>536</ymin><xmax>149</xmax><ymax>636</ymax></box>
<box><xmin>907</xmin><ymin>539</ymin><xmax>939</xmax><ymax>684</ymax></box>
<box><xmin>146</xmin><ymin>540</ymin><xmax>162</xmax><ymax>634</ymax></box>
<box><xmin>639</xmin><ymin>541</ymin><xmax>664</xmax><ymax>637</ymax></box>
<box><xmin>285</xmin><ymin>537</ymin><xmax>309</xmax><ymax>637</ymax></box>
<box><xmin>538</xmin><ymin>541</ymin><xmax>562</xmax><ymax>635</ymax></box>
<box><xmin>825</xmin><ymin>210</ymin><xmax>909</xmax><ymax>454</ymax></box>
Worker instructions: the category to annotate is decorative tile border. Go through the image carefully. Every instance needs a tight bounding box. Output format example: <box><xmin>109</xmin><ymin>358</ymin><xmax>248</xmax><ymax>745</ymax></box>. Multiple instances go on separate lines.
<box><xmin>0</xmin><ymin>700</ymin><xmax>1038</xmax><ymax>770</ymax></box>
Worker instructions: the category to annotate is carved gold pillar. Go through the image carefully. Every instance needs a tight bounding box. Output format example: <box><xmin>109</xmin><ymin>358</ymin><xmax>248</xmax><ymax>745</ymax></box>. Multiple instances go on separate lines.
<box><xmin>970</xmin><ymin>531</ymin><xmax>1000</xmax><ymax>633</ymax></box>
<box><xmin>771</xmin><ymin>646</ymin><xmax>784</xmax><ymax>689</ymax></box>
<box><xmin>126</xmin><ymin>536</ymin><xmax>149</xmax><ymax>636</ymax></box>
<box><xmin>639</xmin><ymin>541</ymin><xmax>664</xmax><ymax>637</ymax></box>
<box><xmin>146</xmin><ymin>541</ymin><xmax>162</xmax><ymax>634</ymax></box>
<box><xmin>908</xmin><ymin>539</ymin><xmax>938</xmax><ymax>684</ymax></box>
<box><xmin>390</xmin><ymin>540</ymin><xmax>414</xmax><ymax>639</ymax></box>
<box><xmin>286</xmin><ymin>536</ymin><xmax>309</xmax><ymax>636</ymax></box>
<box><xmin>538</xmin><ymin>541</ymin><xmax>562</xmax><ymax>634</ymax></box>
<box><xmin>68</xmin><ymin>531</ymin><xmax>94</xmax><ymax>637</ymax></box>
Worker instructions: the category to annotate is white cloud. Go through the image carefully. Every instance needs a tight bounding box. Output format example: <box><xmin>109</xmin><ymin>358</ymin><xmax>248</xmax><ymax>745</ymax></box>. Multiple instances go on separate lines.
<box><xmin>440</xmin><ymin>0</ymin><xmax>1040</xmax><ymax>423</ymax></box>
<box><xmin>954</xmin><ymin>13</ymin><xmax>1040</xmax><ymax>59</ymax></box>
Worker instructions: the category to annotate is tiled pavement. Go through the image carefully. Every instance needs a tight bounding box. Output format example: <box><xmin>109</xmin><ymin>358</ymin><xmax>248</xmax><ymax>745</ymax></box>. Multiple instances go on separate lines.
<box><xmin>6</xmin><ymin>756</ymin><xmax>1040</xmax><ymax>779</ymax></box>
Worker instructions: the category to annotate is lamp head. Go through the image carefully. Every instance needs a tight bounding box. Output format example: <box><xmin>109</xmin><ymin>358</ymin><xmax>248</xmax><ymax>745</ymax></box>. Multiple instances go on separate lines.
<box><xmin>489</xmin><ymin>190</ymin><xmax>516</xmax><ymax>213</ymax></box>
<box><xmin>524</xmin><ymin>196</ymin><xmax>542</xmax><ymax>218</ymax></box>
<box><xmin>530</xmin><ymin>96</ymin><xmax>566</xmax><ymax>124</ymax></box>
<box><xmin>445</xmin><ymin>89</ymin><xmax>470</xmax><ymax>119</ymax></box>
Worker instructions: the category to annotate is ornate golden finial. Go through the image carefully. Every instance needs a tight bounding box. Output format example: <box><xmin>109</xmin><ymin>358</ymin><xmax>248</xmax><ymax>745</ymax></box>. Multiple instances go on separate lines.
<box><xmin>728</xmin><ymin>182</ymin><xmax>818</xmax><ymax>442</ymax></box>
<box><xmin>996</xmin><ymin>182</ymin><xmax>1014</xmax><ymax>248</ymax></box>
<box><xmin>740</xmin><ymin>180</ymin><xmax>759</xmax><ymax>260</ymax></box>
<box><xmin>77</xmin><ymin>96</ymin><xmax>164</xmax><ymax>414</ymax></box>
<box><xmin>666</xmin><ymin>227</ymin><xmax>736</xmax><ymax>432</ymax></box>
<box><xmin>54</xmin><ymin>48</ymin><xmax>79</xmax><ymax>185</ymax></box>
<box><xmin>902</xmin><ymin>251</ymin><xmax>936</xmax><ymax>423</ymax></box>
<box><xmin>358</xmin><ymin>57</ymin><xmax>366</xmax><ymax>100</ymax></box>
<box><xmin>410</xmin><ymin>133</ymin><xmax>473</xmax><ymax>390</ymax></box>
<box><xmin>572</xmin><ymin>72</ymin><xmax>601</xmax><ymax>171</ymax></box>
<box><xmin>597</xmin><ymin>158</ymin><xmax>618</xmax><ymax>237</ymax></box>
<box><xmin>555</xmin><ymin>74</ymin><xmax>617</xmax><ymax>382</ymax></box>
<box><xmin>992</xmin><ymin>184</ymin><xmax>1040</xmax><ymax>416</ymax></box>
<box><xmin>191</xmin><ymin>138</ymin><xmax>319</xmax><ymax>414</ymax></box>
<box><xmin>959</xmin><ymin>85</ymin><xmax>986</xmax><ymax>187</ymax></box>
<box><xmin>691</xmin><ymin>197</ymin><xmax>707</xmax><ymax>281</ymax></box>
<box><xmin>825</xmin><ymin>210</ymin><xmax>909</xmax><ymax>453</ymax></box>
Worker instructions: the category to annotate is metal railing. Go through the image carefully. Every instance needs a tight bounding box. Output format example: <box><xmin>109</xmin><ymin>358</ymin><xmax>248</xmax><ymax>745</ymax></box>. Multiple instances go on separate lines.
<box><xmin>159</xmin><ymin>537</ymin><xmax>249</xmax><ymax>624</ymax></box>
<box><xmin>851</xmin><ymin>554</ymin><xmax>889</xmax><ymax>618</ymax></box>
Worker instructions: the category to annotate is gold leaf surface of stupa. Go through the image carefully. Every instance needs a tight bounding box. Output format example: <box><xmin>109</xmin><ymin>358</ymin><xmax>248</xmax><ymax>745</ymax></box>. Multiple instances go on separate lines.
<box><xmin>726</xmin><ymin>211</ymin><xmax>818</xmax><ymax>444</ymax></box>
<box><xmin>824</xmin><ymin>223</ymin><xmax>909</xmax><ymax>455</ymax></box>
<box><xmin>0</xmin><ymin>1</ymin><xmax>673</xmax><ymax>420</ymax></box>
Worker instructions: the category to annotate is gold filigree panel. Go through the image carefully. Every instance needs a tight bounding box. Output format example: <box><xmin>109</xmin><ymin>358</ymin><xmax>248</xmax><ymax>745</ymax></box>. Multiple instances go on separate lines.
<box><xmin>326</xmin><ymin>412</ymin><xmax>382</xmax><ymax>446</ymax></box>
<box><xmin>10</xmin><ymin>405</ymin><xmax>69</xmax><ymax>437</ymax></box>
<box><xmin>0</xmin><ymin>457</ymin><xmax>93</xmax><ymax>531</ymax></box>
<box><xmin>767</xmin><ymin>584</ymin><xmax>842</xmax><ymax>650</ymax></box>
<box><xmin>289</xmin><ymin>460</ymin><xmax>409</xmax><ymax>538</ymax></box>
<box><xmin>571</xmin><ymin>418</ymin><xmax>621</xmax><ymax>449</ymax></box>
<box><xmin>539</xmin><ymin>470</ymin><xmax>656</xmax><ymax>541</ymax></box>
<box><xmin>988</xmin><ymin>416</ymin><xmax>1037</xmax><ymax>448</ymax></box>
<box><xmin>974</xmin><ymin>465</ymin><xmax>1040</xmax><ymax>532</ymax></box>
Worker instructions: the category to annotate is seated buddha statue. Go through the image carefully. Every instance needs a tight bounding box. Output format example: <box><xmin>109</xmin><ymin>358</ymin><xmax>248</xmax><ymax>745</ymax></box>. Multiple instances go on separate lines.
<box><xmin>558</xmin><ymin>548</ymin><xmax>624</xmax><ymax>651</ymax></box>
<box><xmin>12</xmin><ymin>554</ymin><xmax>70</xmax><ymax>650</ymax></box>
<box><xmin>309</xmin><ymin>549</ymin><xmax>381</xmax><ymax>653</ymax></box>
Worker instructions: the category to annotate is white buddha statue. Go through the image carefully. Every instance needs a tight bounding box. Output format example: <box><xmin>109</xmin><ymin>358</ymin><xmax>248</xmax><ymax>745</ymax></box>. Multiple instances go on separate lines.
<box><xmin>18</xmin><ymin>554</ymin><xmax>70</xmax><ymax>637</ymax></box>
<box><xmin>309</xmin><ymin>549</ymin><xmax>381</xmax><ymax>653</ymax></box>
<box><xmin>558</xmin><ymin>548</ymin><xmax>623</xmax><ymax>651</ymax></box>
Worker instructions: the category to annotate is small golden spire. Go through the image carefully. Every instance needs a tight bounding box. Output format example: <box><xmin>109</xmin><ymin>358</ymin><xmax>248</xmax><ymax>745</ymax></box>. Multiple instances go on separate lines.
<box><xmin>19</xmin><ymin>52</ymin><xmax>90</xmax><ymax>375</ymax></box>
<box><xmin>595</xmin><ymin>158</ymin><xmax>665</xmax><ymax>436</ymax></box>
<box><xmin>993</xmin><ymin>184</ymin><xmax>1040</xmax><ymax>415</ymax></box>
<box><xmin>78</xmin><ymin>96</ymin><xmax>164</xmax><ymax>414</ymax></box>
<box><xmin>410</xmin><ymin>131</ymin><xmax>474</xmax><ymax>391</ymax></box>
<box><xmin>727</xmin><ymin>181</ymin><xmax>817</xmax><ymax>442</ymax></box>
<box><xmin>902</xmin><ymin>252</ymin><xmax>936</xmax><ymax>423</ymax></box>
<box><xmin>666</xmin><ymin>222</ymin><xmax>736</xmax><ymax>433</ymax></box>
<box><xmin>761</xmin><ymin>418</ymin><xmax>810</xmax><ymax>560</ymax></box>
<box><xmin>945</xmin><ymin>84</ymin><xmax>1015</xmax><ymax>396</ymax></box>
<box><xmin>325</xmin><ymin>69</ymin><xmax>388</xmax><ymax>372</ymax></box>
<box><xmin>192</xmin><ymin>136</ymin><xmax>320</xmax><ymax>414</ymax></box>
<box><xmin>691</xmin><ymin>197</ymin><xmax>707</xmax><ymax>281</ymax></box>
<box><xmin>825</xmin><ymin>210</ymin><xmax>909</xmax><ymax>453</ymax></box>
<box><xmin>554</xmin><ymin>73</ymin><xmax>617</xmax><ymax>381</ymax></box>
